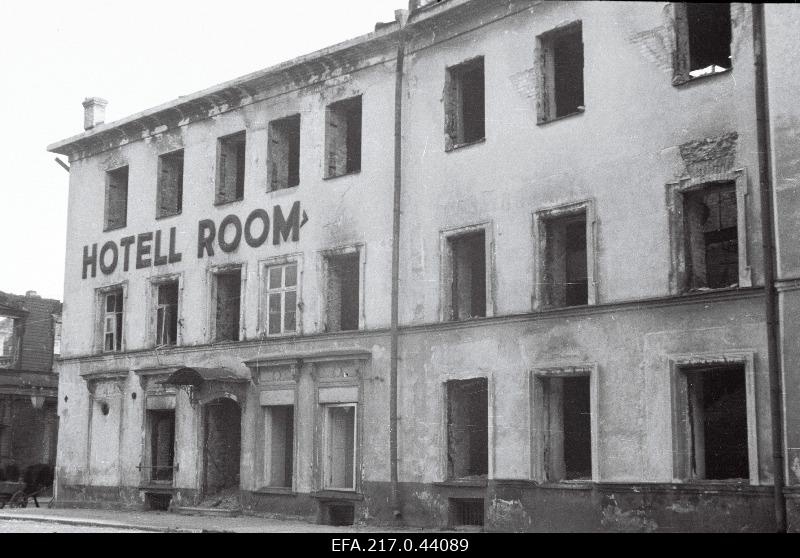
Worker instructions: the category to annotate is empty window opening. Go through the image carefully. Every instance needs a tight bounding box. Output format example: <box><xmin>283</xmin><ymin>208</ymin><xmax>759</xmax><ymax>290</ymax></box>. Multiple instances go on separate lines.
<box><xmin>268</xmin><ymin>114</ymin><xmax>301</xmax><ymax>190</ymax></box>
<box><xmin>325</xmin><ymin>253</ymin><xmax>360</xmax><ymax>332</ymax></box>
<box><xmin>325</xmin><ymin>503</ymin><xmax>355</xmax><ymax>526</ymax></box>
<box><xmin>325</xmin><ymin>96</ymin><xmax>362</xmax><ymax>178</ymax></box>
<box><xmin>541</xmin><ymin>376</ymin><xmax>591</xmax><ymax>481</ymax></box>
<box><xmin>538</xmin><ymin>23</ymin><xmax>584</xmax><ymax>122</ymax></box>
<box><xmin>449</xmin><ymin>498</ymin><xmax>484</xmax><ymax>527</ymax></box>
<box><xmin>145</xmin><ymin>492</ymin><xmax>172</xmax><ymax>511</ymax></box>
<box><xmin>214</xmin><ymin>269</ymin><xmax>241</xmax><ymax>342</ymax></box>
<box><xmin>155</xmin><ymin>281</ymin><xmax>179</xmax><ymax>347</ymax></box>
<box><xmin>687</xmin><ymin>3</ymin><xmax>732</xmax><ymax>78</ymax></box>
<box><xmin>104</xmin><ymin>166</ymin><xmax>129</xmax><ymax>231</ymax></box>
<box><xmin>265</xmin><ymin>405</ymin><xmax>294</xmax><ymax>488</ymax></box>
<box><xmin>674</xmin><ymin>3</ymin><xmax>732</xmax><ymax>82</ymax></box>
<box><xmin>446</xmin><ymin>378</ymin><xmax>488</xmax><ymax>480</ymax></box>
<box><xmin>103</xmin><ymin>289</ymin><xmax>124</xmax><ymax>353</ymax></box>
<box><xmin>445</xmin><ymin>57</ymin><xmax>485</xmax><ymax>149</ymax></box>
<box><xmin>683</xmin><ymin>365</ymin><xmax>748</xmax><ymax>480</ymax></box>
<box><xmin>157</xmin><ymin>150</ymin><xmax>184</xmax><ymax>218</ymax></box>
<box><xmin>266</xmin><ymin>263</ymin><xmax>297</xmax><ymax>336</ymax></box>
<box><xmin>683</xmin><ymin>182</ymin><xmax>738</xmax><ymax>291</ymax></box>
<box><xmin>203</xmin><ymin>398</ymin><xmax>242</xmax><ymax>497</ymax></box>
<box><xmin>324</xmin><ymin>404</ymin><xmax>356</xmax><ymax>490</ymax></box>
<box><xmin>447</xmin><ymin>232</ymin><xmax>486</xmax><ymax>320</ymax></box>
<box><xmin>542</xmin><ymin>213</ymin><xmax>588</xmax><ymax>308</ymax></box>
<box><xmin>148</xmin><ymin>410</ymin><xmax>175</xmax><ymax>482</ymax></box>
<box><xmin>216</xmin><ymin>132</ymin><xmax>246</xmax><ymax>204</ymax></box>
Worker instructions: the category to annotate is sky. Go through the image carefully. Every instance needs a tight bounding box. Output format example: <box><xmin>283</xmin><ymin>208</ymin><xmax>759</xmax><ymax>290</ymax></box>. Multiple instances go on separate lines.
<box><xmin>0</xmin><ymin>0</ymin><xmax>404</xmax><ymax>301</ymax></box>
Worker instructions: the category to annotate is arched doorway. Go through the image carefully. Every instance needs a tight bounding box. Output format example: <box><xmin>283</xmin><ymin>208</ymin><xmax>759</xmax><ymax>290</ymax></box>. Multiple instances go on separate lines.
<box><xmin>202</xmin><ymin>397</ymin><xmax>241</xmax><ymax>499</ymax></box>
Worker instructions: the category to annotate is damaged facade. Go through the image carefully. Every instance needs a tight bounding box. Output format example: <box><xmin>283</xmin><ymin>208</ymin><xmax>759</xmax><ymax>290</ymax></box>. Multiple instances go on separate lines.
<box><xmin>0</xmin><ymin>291</ymin><xmax>61</xmax><ymax>477</ymax></box>
<box><xmin>48</xmin><ymin>1</ymin><xmax>800</xmax><ymax>531</ymax></box>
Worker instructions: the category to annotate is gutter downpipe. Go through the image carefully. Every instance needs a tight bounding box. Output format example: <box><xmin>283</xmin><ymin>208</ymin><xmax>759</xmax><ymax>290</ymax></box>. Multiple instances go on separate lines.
<box><xmin>752</xmin><ymin>3</ymin><xmax>786</xmax><ymax>533</ymax></box>
<box><xmin>390</xmin><ymin>8</ymin><xmax>409</xmax><ymax>522</ymax></box>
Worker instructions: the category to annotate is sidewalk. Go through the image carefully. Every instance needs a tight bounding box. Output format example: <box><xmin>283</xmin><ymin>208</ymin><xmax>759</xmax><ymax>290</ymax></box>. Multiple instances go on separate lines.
<box><xmin>0</xmin><ymin>504</ymin><xmax>437</xmax><ymax>533</ymax></box>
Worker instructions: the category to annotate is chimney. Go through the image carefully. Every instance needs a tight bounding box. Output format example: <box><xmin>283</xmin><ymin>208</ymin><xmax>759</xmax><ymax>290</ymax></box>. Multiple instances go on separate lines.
<box><xmin>82</xmin><ymin>97</ymin><xmax>108</xmax><ymax>130</ymax></box>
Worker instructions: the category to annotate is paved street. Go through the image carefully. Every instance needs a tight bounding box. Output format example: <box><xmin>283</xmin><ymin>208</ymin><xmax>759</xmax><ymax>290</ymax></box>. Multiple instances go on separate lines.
<box><xmin>0</xmin><ymin>519</ymin><xmax>148</xmax><ymax>533</ymax></box>
<box><xmin>0</xmin><ymin>506</ymin><xmax>443</xmax><ymax>533</ymax></box>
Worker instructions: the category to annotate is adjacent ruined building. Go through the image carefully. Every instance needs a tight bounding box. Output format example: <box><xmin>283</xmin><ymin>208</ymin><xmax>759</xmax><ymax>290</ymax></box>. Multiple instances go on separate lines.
<box><xmin>0</xmin><ymin>291</ymin><xmax>61</xmax><ymax>477</ymax></box>
<box><xmin>47</xmin><ymin>1</ymin><xmax>800</xmax><ymax>531</ymax></box>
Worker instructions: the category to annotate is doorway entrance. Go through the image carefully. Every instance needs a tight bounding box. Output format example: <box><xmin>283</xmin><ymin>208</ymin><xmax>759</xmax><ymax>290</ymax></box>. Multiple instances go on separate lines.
<box><xmin>202</xmin><ymin>397</ymin><xmax>241</xmax><ymax>499</ymax></box>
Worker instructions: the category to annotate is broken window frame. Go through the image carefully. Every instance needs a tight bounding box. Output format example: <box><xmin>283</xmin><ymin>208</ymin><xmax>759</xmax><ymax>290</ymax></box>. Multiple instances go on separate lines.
<box><xmin>444</xmin><ymin>56</ymin><xmax>486</xmax><ymax>151</ymax></box>
<box><xmin>668</xmin><ymin>352</ymin><xmax>758</xmax><ymax>484</ymax></box>
<box><xmin>215</xmin><ymin>131</ymin><xmax>247</xmax><ymax>205</ymax></box>
<box><xmin>208</xmin><ymin>264</ymin><xmax>244</xmax><ymax>343</ymax></box>
<box><xmin>444</xmin><ymin>377</ymin><xmax>490</xmax><ymax>481</ymax></box>
<box><xmin>104</xmin><ymin>165</ymin><xmax>129</xmax><ymax>232</ymax></box>
<box><xmin>530</xmin><ymin>365</ymin><xmax>599</xmax><ymax>483</ymax></box>
<box><xmin>667</xmin><ymin>170</ymin><xmax>751</xmax><ymax>295</ymax></box>
<box><xmin>324</xmin><ymin>95</ymin><xmax>363</xmax><ymax>179</ymax></box>
<box><xmin>533</xmin><ymin>200</ymin><xmax>597</xmax><ymax>311</ymax></box>
<box><xmin>536</xmin><ymin>21</ymin><xmax>585</xmax><ymax>125</ymax></box>
<box><xmin>319</xmin><ymin>245</ymin><xmax>365</xmax><ymax>333</ymax></box>
<box><xmin>150</xmin><ymin>275</ymin><xmax>181</xmax><ymax>349</ymax></box>
<box><xmin>672</xmin><ymin>3</ymin><xmax>733</xmax><ymax>86</ymax></box>
<box><xmin>259</xmin><ymin>254</ymin><xmax>303</xmax><ymax>338</ymax></box>
<box><xmin>439</xmin><ymin>224</ymin><xmax>494</xmax><ymax>322</ymax></box>
<box><xmin>156</xmin><ymin>149</ymin><xmax>184</xmax><ymax>219</ymax></box>
<box><xmin>268</xmin><ymin>113</ymin><xmax>301</xmax><ymax>192</ymax></box>
<box><xmin>102</xmin><ymin>289</ymin><xmax>124</xmax><ymax>353</ymax></box>
<box><xmin>321</xmin><ymin>403</ymin><xmax>358</xmax><ymax>491</ymax></box>
<box><xmin>94</xmin><ymin>283</ymin><xmax>127</xmax><ymax>355</ymax></box>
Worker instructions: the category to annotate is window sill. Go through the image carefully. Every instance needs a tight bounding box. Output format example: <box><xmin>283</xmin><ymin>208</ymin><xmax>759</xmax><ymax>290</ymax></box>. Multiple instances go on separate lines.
<box><xmin>254</xmin><ymin>486</ymin><xmax>295</xmax><ymax>495</ymax></box>
<box><xmin>312</xmin><ymin>490</ymin><xmax>363</xmax><ymax>501</ymax></box>
<box><xmin>672</xmin><ymin>67</ymin><xmax>731</xmax><ymax>87</ymax></box>
<box><xmin>323</xmin><ymin>169</ymin><xmax>361</xmax><ymax>181</ymax></box>
<box><xmin>156</xmin><ymin>211</ymin><xmax>182</xmax><ymax>221</ymax></box>
<box><xmin>435</xmin><ymin>478</ymin><xmax>488</xmax><ymax>488</ymax></box>
<box><xmin>537</xmin><ymin>480</ymin><xmax>594</xmax><ymax>490</ymax></box>
<box><xmin>267</xmin><ymin>184</ymin><xmax>299</xmax><ymax>195</ymax></box>
<box><xmin>445</xmin><ymin>137</ymin><xmax>486</xmax><ymax>153</ymax></box>
<box><xmin>214</xmin><ymin>198</ymin><xmax>244</xmax><ymax>207</ymax></box>
<box><xmin>681</xmin><ymin>284</ymin><xmax>740</xmax><ymax>296</ymax></box>
<box><xmin>537</xmin><ymin>108</ymin><xmax>585</xmax><ymax>127</ymax></box>
<box><xmin>103</xmin><ymin>224</ymin><xmax>127</xmax><ymax>233</ymax></box>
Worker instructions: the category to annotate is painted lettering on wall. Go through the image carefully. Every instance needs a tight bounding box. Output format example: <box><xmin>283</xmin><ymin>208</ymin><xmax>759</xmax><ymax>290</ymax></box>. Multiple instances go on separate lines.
<box><xmin>82</xmin><ymin>202</ymin><xmax>308</xmax><ymax>279</ymax></box>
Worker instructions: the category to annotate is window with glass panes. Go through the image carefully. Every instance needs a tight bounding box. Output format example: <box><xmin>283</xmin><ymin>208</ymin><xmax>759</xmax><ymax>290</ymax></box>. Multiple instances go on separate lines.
<box><xmin>103</xmin><ymin>290</ymin><xmax>123</xmax><ymax>352</ymax></box>
<box><xmin>266</xmin><ymin>263</ymin><xmax>297</xmax><ymax>335</ymax></box>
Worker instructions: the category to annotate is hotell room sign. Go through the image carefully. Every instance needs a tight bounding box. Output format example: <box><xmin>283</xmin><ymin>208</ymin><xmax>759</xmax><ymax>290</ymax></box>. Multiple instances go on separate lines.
<box><xmin>81</xmin><ymin>202</ymin><xmax>308</xmax><ymax>279</ymax></box>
